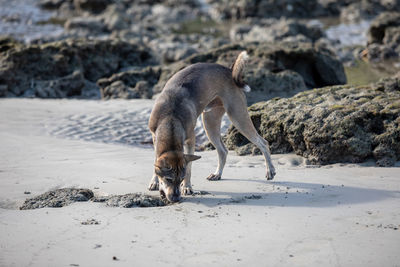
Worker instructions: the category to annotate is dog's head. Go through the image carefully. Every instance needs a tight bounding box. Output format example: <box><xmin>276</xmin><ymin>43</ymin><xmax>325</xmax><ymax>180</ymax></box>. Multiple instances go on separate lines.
<box><xmin>155</xmin><ymin>151</ymin><xmax>201</xmax><ymax>202</ymax></box>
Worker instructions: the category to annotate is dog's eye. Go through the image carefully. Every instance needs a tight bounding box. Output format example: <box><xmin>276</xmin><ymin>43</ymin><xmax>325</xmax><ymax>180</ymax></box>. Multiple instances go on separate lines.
<box><xmin>165</xmin><ymin>177</ymin><xmax>173</xmax><ymax>183</ymax></box>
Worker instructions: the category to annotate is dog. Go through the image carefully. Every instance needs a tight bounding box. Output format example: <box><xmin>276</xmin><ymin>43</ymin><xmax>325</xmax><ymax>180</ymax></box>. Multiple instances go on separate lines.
<box><xmin>148</xmin><ymin>51</ymin><xmax>276</xmax><ymax>202</ymax></box>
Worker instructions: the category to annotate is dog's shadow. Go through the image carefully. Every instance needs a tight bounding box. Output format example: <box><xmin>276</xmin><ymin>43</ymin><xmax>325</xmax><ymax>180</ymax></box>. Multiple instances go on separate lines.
<box><xmin>184</xmin><ymin>179</ymin><xmax>400</xmax><ymax>208</ymax></box>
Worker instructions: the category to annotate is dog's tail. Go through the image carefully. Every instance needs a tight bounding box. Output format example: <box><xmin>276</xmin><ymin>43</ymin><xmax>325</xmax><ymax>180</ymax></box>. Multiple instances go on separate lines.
<box><xmin>231</xmin><ymin>51</ymin><xmax>251</xmax><ymax>92</ymax></box>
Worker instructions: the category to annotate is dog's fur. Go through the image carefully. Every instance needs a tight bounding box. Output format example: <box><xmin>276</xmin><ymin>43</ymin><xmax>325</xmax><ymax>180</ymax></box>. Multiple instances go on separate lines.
<box><xmin>148</xmin><ymin>51</ymin><xmax>276</xmax><ymax>202</ymax></box>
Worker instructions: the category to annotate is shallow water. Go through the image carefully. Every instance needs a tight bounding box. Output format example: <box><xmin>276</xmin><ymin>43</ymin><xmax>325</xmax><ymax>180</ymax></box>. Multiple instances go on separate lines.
<box><xmin>0</xmin><ymin>0</ymin><xmax>63</xmax><ymax>43</ymax></box>
<box><xmin>325</xmin><ymin>20</ymin><xmax>370</xmax><ymax>47</ymax></box>
<box><xmin>345</xmin><ymin>60</ymin><xmax>400</xmax><ymax>86</ymax></box>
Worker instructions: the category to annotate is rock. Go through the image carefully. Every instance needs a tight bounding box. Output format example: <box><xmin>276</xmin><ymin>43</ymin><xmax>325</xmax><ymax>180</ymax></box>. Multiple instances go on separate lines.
<box><xmin>153</xmin><ymin>42</ymin><xmax>346</xmax><ymax>103</ymax></box>
<box><xmin>73</xmin><ymin>0</ymin><xmax>113</xmax><ymax>14</ymax></box>
<box><xmin>368</xmin><ymin>12</ymin><xmax>400</xmax><ymax>44</ymax></box>
<box><xmin>38</xmin><ymin>0</ymin><xmax>68</xmax><ymax>10</ymax></box>
<box><xmin>20</xmin><ymin>188</ymin><xmax>94</xmax><ymax>209</ymax></box>
<box><xmin>245</xmin><ymin>70</ymin><xmax>307</xmax><ymax>105</ymax></box>
<box><xmin>33</xmin><ymin>70</ymin><xmax>85</xmax><ymax>98</ymax></box>
<box><xmin>340</xmin><ymin>0</ymin><xmax>400</xmax><ymax>23</ymax></box>
<box><xmin>207</xmin><ymin>0</ymin><xmax>328</xmax><ymax>20</ymax></box>
<box><xmin>98</xmin><ymin>67</ymin><xmax>161</xmax><ymax>99</ymax></box>
<box><xmin>0</xmin><ymin>36</ymin><xmax>21</xmax><ymax>54</ymax></box>
<box><xmin>0</xmin><ymin>38</ymin><xmax>155</xmax><ymax>98</ymax></box>
<box><xmin>0</xmin><ymin>85</ymin><xmax>7</xmax><ymax>97</ymax></box>
<box><xmin>65</xmin><ymin>17</ymin><xmax>107</xmax><ymax>34</ymax></box>
<box><xmin>230</xmin><ymin>19</ymin><xmax>325</xmax><ymax>43</ymax></box>
<box><xmin>367</xmin><ymin>12</ymin><xmax>400</xmax><ymax>61</ymax></box>
<box><xmin>99</xmin><ymin>4</ymin><xmax>130</xmax><ymax>31</ymax></box>
<box><xmin>150</xmin><ymin>38</ymin><xmax>199</xmax><ymax>64</ymax></box>
<box><xmin>224</xmin><ymin>76</ymin><xmax>400</xmax><ymax>166</ymax></box>
<box><xmin>340</xmin><ymin>1</ymin><xmax>384</xmax><ymax>23</ymax></box>
<box><xmin>317</xmin><ymin>0</ymin><xmax>358</xmax><ymax>17</ymax></box>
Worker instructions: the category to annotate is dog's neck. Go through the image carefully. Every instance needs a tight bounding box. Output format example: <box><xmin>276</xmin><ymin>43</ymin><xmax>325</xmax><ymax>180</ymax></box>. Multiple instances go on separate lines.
<box><xmin>155</xmin><ymin>117</ymin><xmax>185</xmax><ymax>156</ymax></box>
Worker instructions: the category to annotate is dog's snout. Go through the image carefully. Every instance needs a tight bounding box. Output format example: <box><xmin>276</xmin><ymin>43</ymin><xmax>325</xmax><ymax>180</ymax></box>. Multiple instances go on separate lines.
<box><xmin>171</xmin><ymin>194</ymin><xmax>181</xmax><ymax>202</ymax></box>
<box><xmin>171</xmin><ymin>187</ymin><xmax>181</xmax><ymax>202</ymax></box>
<box><xmin>174</xmin><ymin>186</ymin><xmax>180</xmax><ymax>196</ymax></box>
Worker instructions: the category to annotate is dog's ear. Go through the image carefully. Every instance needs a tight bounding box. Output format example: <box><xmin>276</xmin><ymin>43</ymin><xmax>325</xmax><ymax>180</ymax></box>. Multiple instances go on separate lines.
<box><xmin>184</xmin><ymin>154</ymin><xmax>201</xmax><ymax>162</ymax></box>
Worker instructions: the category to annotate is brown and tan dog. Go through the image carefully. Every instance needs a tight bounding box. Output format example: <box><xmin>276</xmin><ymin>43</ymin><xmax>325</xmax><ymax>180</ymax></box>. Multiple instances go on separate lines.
<box><xmin>148</xmin><ymin>51</ymin><xmax>276</xmax><ymax>202</ymax></box>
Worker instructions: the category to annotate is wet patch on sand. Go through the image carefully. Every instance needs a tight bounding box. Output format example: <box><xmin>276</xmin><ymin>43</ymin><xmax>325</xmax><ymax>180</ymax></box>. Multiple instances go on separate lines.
<box><xmin>19</xmin><ymin>188</ymin><xmax>166</xmax><ymax>209</ymax></box>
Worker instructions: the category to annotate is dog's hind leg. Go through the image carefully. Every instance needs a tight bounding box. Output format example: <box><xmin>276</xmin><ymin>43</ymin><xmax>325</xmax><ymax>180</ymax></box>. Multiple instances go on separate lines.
<box><xmin>224</xmin><ymin>91</ymin><xmax>276</xmax><ymax>180</ymax></box>
<box><xmin>202</xmin><ymin>101</ymin><xmax>228</xmax><ymax>181</ymax></box>
<box><xmin>181</xmin><ymin>135</ymin><xmax>196</xmax><ymax>195</ymax></box>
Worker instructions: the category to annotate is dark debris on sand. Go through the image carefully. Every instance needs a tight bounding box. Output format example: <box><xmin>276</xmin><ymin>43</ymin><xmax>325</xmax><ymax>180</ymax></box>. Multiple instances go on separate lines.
<box><xmin>92</xmin><ymin>193</ymin><xmax>166</xmax><ymax>208</ymax></box>
<box><xmin>20</xmin><ymin>188</ymin><xmax>94</xmax><ymax>210</ymax></box>
<box><xmin>20</xmin><ymin>188</ymin><xmax>166</xmax><ymax>209</ymax></box>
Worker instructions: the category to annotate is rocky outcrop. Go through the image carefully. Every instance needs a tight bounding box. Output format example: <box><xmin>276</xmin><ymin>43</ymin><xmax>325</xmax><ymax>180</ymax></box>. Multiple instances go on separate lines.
<box><xmin>153</xmin><ymin>42</ymin><xmax>346</xmax><ymax>104</ymax></box>
<box><xmin>207</xmin><ymin>0</ymin><xmax>335</xmax><ymax>20</ymax></box>
<box><xmin>0</xmin><ymin>38</ymin><xmax>155</xmax><ymax>98</ymax></box>
<box><xmin>366</xmin><ymin>12</ymin><xmax>400</xmax><ymax>61</ymax></box>
<box><xmin>224</xmin><ymin>76</ymin><xmax>400</xmax><ymax>166</ymax></box>
<box><xmin>97</xmin><ymin>67</ymin><xmax>161</xmax><ymax>99</ymax></box>
<box><xmin>73</xmin><ymin>0</ymin><xmax>114</xmax><ymax>14</ymax></box>
<box><xmin>340</xmin><ymin>0</ymin><xmax>400</xmax><ymax>23</ymax></box>
<box><xmin>230</xmin><ymin>19</ymin><xmax>325</xmax><ymax>43</ymax></box>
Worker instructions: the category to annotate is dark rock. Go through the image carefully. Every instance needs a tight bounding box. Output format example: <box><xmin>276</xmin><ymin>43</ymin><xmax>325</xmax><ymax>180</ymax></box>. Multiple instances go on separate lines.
<box><xmin>368</xmin><ymin>12</ymin><xmax>400</xmax><ymax>45</ymax></box>
<box><xmin>224</xmin><ymin>76</ymin><xmax>400</xmax><ymax>166</ymax></box>
<box><xmin>340</xmin><ymin>0</ymin><xmax>400</xmax><ymax>23</ymax></box>
<box><xmin>0</xmin><ymin>38</ymin><xmax>155</xmax><ymax>98</ymax></box>
<box><xmin>65</xmin><ymin>17</ymin><xmax>107</xmax><ymax>34</ymax></box>
<box><xmin>153</xmin><ymin>42</ymin><xmax>346</xmax><ymax>103</ymax></box>
<box><xmin>245</xmin><ymin>70</ymin><xmax>307</xmax><ymax>105</ymax></box>
<box><xmin>340</xmin><ymin>1</ymin><xmax>384</xmax><ymax>23</ymax></box>
<box><xmin>73</xmin><ymin>0</ymin><xmax>113</xmax><ymax>14</ymax></box>
<box><xmin>318</xmin><ymin>0</ymin><xmax>358</xmax><ymax>16</ymax></box>
<box><xmin>98</xmin><ymin>67</ymin><xmax>161</xmax><ymax>99</ymax></box>
<box><xmin>367</xmin><ymin>12</ymin><xmax>400</xmax><ymax>61</ymax></box>
<box><xmin>20</xmin><ymin>188</ymin><xmax>94</xmax><ymax>209</ymax></box>
<box><xmin>99</xmin><ymin>4</ymin><xmax>130</xmax><ymax>31</ymax></box>
<box><xmin>38</xmin><ymin>0</ymin><xmax>68</xmax><ymax>10</ymax></box>
<box><xmin>230</xmin><ymin>19</ymin><xmax>325</xmax><ymax>43</ymax></box>
<box><xmin>0</xmin><ymin>36</ymin><xmax>22</xmax><ymax>53</ymax></box>
<box><xmin>33</xmin><ymin>70</ymin><xmax>85</xmax><ymax>98</ymax></box>
<box><xmin>208</xmin><ymin>0</ymin><xmax>327</xmax><ymax>20</ymax></box>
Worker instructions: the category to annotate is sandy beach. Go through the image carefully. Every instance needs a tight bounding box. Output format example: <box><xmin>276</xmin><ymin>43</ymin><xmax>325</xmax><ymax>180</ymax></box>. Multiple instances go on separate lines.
<box><xmin>1</xmin><ymin>98</ymin><xmax>399</xmax><ymax>267</ymax></box>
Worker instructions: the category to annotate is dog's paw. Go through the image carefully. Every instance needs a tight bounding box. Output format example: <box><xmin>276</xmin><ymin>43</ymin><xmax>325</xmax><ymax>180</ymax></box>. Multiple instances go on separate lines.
<box><xmin>266</xmin><ymin>169</ymin><xmax>276</xmax><ymax>180</ymax></box>
<box><xmin>148</xmin><ymin>180</ymin><xmax>159</xmax><ymax>191</ymax></box>
<box><xmin>181</xmin><ymin>186</ymin><xmax>194</xmax><ymax>196</ymax></box>
<box><xmin>206</xmin><ymin>173</ymin><xmax>221</xmax><ymax>181</ymax></box>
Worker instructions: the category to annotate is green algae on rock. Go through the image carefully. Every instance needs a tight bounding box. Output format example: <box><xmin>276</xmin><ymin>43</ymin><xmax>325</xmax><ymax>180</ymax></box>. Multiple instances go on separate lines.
<box><xmin>224</xmin><ymin>76</ymin><xmax>400</xmax><ymax>166</ymax></box>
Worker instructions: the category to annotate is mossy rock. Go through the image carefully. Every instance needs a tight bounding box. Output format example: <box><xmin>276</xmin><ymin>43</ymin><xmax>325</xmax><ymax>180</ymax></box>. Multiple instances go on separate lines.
<box><xmin>224</xmin><ymin>76</ymin><xmax>400</xmax><ymax>166</ymax></box>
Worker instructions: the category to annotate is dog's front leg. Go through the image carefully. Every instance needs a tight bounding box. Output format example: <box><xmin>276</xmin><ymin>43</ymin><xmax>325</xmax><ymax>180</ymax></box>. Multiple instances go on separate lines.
<box><xmin>181</xmin><ymin>136</ymin><xmax>195</xmax><ymax>195</ymax></box>
<box><xmin>148</xmin><ymin>174</ymin><xmax>159</xmax><ymax>191</ymax></box>
<box><xmin>148</xmin><ymin>133</ymin><xmax>159</xmax><ymax>191</ymax></box>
